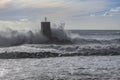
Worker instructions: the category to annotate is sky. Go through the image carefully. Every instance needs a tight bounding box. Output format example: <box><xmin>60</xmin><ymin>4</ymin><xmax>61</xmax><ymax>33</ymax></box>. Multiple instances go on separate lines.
<box><xmin>0</xmin><ymin>0</ymin><xmax>120</xmax><ymax>30</ymax></box>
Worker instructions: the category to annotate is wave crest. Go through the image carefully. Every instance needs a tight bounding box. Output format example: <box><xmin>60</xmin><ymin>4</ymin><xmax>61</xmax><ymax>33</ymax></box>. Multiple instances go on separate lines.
<box><xmin>0</xmin><ymin>26</ymin><xmax>120</xmax><ymax>47</ymax></box>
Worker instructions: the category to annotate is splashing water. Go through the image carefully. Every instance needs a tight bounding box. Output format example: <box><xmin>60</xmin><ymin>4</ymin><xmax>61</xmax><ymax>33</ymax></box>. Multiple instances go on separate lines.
<box><xmin>0</xmin><ymin>21</ymin><xmax>120</xmax><ymax>47</ymax></box>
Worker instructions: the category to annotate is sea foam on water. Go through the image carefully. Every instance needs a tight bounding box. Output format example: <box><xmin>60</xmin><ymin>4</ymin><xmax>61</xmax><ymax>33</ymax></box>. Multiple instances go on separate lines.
<box><xmin>0</xmin><ymin>23</ymin><xmax>120</xmax><ymax>47</ymax></box>
<box><xmin>0</xmin><ymin>21</ymin><xmax>120</xmax><ymax>57</ymax></box>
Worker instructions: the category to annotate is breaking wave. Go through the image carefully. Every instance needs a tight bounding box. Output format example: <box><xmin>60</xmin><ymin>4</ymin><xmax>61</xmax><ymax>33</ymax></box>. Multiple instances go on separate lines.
<box><xmin>0</xmin><ymin>28</ymin><xmax>48</xmax><ymax>47</ymax></box>
<box><xmin>0</xmin><ymin>25</ymin><xmax>120</xmax><ymax>58</ymax></box>
<box><xmin>0</xmin><ymin>26</ymin><xmax>120</xmax><ymax>47</ymax></box>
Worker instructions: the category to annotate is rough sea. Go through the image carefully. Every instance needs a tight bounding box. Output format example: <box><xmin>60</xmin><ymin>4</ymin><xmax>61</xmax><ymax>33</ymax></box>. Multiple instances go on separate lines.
<box><xmin>0</xmin><ymin>29</ymin><xmax>120</xmax><ymax>57</ymax></box>
<box><xmin>0</xmin><ymin>28</ymin><xmax>120</xmax><ymax>80</ymax></box>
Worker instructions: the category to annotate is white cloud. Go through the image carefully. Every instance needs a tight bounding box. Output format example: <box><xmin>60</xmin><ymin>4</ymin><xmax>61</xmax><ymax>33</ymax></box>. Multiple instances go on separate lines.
<box><xmin>0</xmin><ymin>0</ymin><xmax>11</xmax><ymax>8</ymax></box>
<box><xmin>0</xmin><ymin>0</ymin><xmax>120</xmax><ymax>30</ymax></box>
<box><xmin>0</xmin><ymin>0</ymin><xmax>110</xmax><ymax>25</ymax></box>
<box><xmin>0</xmin><ymin>20</ymin><xmax>37</xmax><ymax>30</ymax></box>
<box><xmin>19</xmin><ymin>18</ymin><xmax>29</xmax><ymax>22</ymax></box>
<box><xmin>90</xmin><ymin>14</ymin><xmax>95</xmax><ymax>17</ymax></box>
<box><xmin>103</xmin><ymin>7</ymin><xmax>120</xmax><ymax>16</ymax></box>
<box><xmin>103</xmin><ymin>12</ymin><xmax>112</xmax><ymax>16</ymax></box>
<box><xmin>7</xmin><ymin>0</ymin><xmax>110</xmax><ymax>17</ymax></box>
<box><xmin>110</xmin><ymin>7</ymin><xmax>120</xmax><ymax>12</ymax></box>
<box><xmin>11</xmin><ymin>0</ymin><xmax>66</xmax><ymax>8</ymax></box>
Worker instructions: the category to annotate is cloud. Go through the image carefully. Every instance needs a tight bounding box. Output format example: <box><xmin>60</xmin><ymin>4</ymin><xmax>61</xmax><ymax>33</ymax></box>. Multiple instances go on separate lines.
<box><xmin>0</xmin><ymin>0</ymin><xmax>120</xmax><ymax>30</ymax></box>
<box><xmin>10</xmin><ymin>0</ymin><xmax>66</xmax><ymax>9</ymax></box>
<box><xmin>5</xmin><ymin>0</ymin><xmax>110</xmax><ymax>16</ymax></box>
<box><xmin>0</xmin><ymin>20</ymin><xmax>37</xmax><ymax>30</ymax></box>
<box><xmin>90</xmin><ymin>14</ymin><xmax>95</xmax><ymax>17</ymax></box>
<box><xmin>110</xmin><ymin>7</ymin><xmax>120</xmax><ymax>12</ymax></box>
<box><xmin>103</xmin><ymin>7</ymin><xmax>120</xmax><ymax>16</ymax></box>
<box><xmin>103</xmin><ymin>12</ymin><xmax>112</xmax><ymax>16</ymax></box>
<box><xmin>0</xmin><ymin>0</ymin><xmax>112</xmax><ymax>22</ymax></box>
<box><xmin>19</xmin><ymin>18</ymin><xmax>29</xmax><ymax>22</ymax></box>
<box><xmin>0</xmin><ymin>0</ymin><xmax>11</xmax><ymax>9</ymax></box>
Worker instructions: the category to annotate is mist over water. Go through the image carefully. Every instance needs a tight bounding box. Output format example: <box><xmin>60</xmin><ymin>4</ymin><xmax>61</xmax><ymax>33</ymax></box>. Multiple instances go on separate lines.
<box><xmin>0</xmin><ymin>23</ymin><xmax>73</xmax><ymax>47</ymax></box>
<box><xmin>0</xmin><ymin>21</ymin><xmax>120</xmax><ymax>47</ymax></box>
<box><xmin>0</xmin><ymin>22</ymin><xmax>120</xmax><ymax>57</ymax></box>
<box><xmin>0</xmin><ymin>28</ymin><xmax>47</xmax><ymax>47</ymax></box>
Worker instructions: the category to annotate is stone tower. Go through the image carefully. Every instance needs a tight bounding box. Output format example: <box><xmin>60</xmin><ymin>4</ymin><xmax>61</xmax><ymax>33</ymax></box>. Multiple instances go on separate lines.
<box><xmin>41</xmin><ymin>17</ymin><xmax>51</xmax><ymax>39</ymax></box>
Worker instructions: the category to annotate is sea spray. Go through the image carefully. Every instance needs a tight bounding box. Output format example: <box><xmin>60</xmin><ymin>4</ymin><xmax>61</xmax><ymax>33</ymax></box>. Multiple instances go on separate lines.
<box><xmin>0</xmin><ymin>23</ymin><xmax>75</xmax><ymax>47</ymax></box>
<box><xmin>0</xmin><ymin>27</ymin><xmax>120</xmax><ymax>58</ymax></box>
<box><xmin>0</xmin><ymin>27</ymin><xmax>120</xmax><ymax>47</ymax></box>
<box><xmin>0</xmin><ymin>22</ymin><xmax>120</xmax><ymax>47</ymax></box>
<box><xmin>0</xmin><ymin>28</ymin><xmax>49</xmax><ymax>47</ymax></box>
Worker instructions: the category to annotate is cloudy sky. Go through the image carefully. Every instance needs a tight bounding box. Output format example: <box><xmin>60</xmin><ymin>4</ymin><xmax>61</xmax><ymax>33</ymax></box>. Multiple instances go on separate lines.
<box><xmin>0</xmin><ymin>0</ymin><xmax>120</xmax><ymax>30</ymax></box>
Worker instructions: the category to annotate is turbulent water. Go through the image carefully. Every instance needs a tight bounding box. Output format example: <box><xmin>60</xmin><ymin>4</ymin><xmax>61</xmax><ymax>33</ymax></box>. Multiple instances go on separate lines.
<box><xmin>0</xmin><ymin>56</ymin><xmax>120</xmax><ymax>80</ymax></box>
<box><xmin>0</xmin><ymin>27</ymin><xmax>120</xmax><ymax>57</ymax></box>
<box><xmin>0</xmin><ymin>27</ymin><xmax>120</xmax><ymax>80</ymax></box>
<box><xmin>70</xmin><ymin>30</ymin><xmax>120</xmax><ymax>44</ymax></box>
<box><xmin>0</xmin><ymin>27</ymin><xmax>120</xmax><ymax>46</ymax></box>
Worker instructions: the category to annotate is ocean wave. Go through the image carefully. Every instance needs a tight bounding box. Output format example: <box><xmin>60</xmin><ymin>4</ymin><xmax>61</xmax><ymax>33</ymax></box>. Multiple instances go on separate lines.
<box><xmin>0</xmin><ymin>26</ymin><xmax>120</xmax><ymax>47</ymax></box>
<box><xmin>0</xmin><ymin>44</ymin><xmax>120</xmax><ymax>58</ymax></box>
<box><xmin>71</xmin><ymin>38</ymin><xmax>120</xmax><ymax>44</ymax></box>
<box><xmin>71</xmin><ymin>30</ymin><xmax>120</xmax><ymax>35</ymax></box>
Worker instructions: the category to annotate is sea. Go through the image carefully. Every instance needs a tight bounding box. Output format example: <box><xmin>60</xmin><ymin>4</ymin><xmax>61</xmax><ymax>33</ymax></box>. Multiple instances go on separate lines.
<box><xmin>0</xmin><ymin>29</ymin><xmax>120</xmax><ymax>80</ymax></box>
<box><xmin>70</xmin><ymin>30</ymin><xmax>120</xmax><ymax>44</ymax></box>
<box><xmin>0</xmin><ymin>29</ymin><xmax>120</xmax><ymax>56</ymax></box>
<box><xmin>71</xmin><ymin>30</ymin><xmax>120</xmax><ymax>40</ymax></box>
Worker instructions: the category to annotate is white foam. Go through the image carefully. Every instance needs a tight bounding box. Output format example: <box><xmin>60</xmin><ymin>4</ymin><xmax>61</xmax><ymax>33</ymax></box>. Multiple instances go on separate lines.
<box><xmin>0</xmin><ymin>68</ymin><xmax>9</xmax><ymax>77</ymax></box>
<box><xmin>0</xmin><ymin>23</ymin><xmax>120</xmax><ymax>47</ymax></box>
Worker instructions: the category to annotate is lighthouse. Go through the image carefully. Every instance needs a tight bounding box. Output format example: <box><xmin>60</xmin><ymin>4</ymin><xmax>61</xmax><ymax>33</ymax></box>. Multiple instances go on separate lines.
<box><xmin>41</xmin><ymin>17</ymin><xmax>52</xmax><ymax>39</ymax></box>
